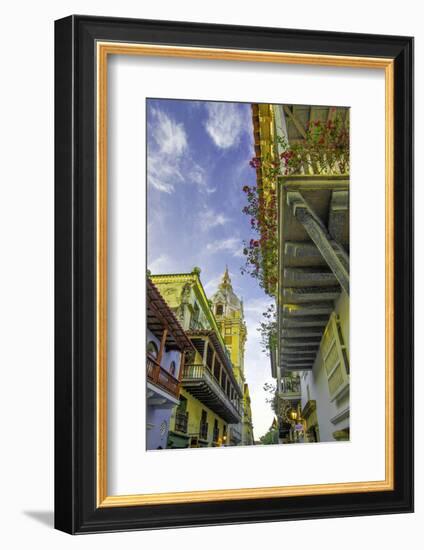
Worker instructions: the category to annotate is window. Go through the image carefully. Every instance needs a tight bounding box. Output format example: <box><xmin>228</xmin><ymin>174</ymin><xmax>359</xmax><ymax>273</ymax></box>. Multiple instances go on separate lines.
<box><xmin>216</xmin><ymin>304</ymin><xmax>223</xmax><ymax>316</ymax></box>
<box><xmin>147</xmin><ymin>340</ymin><xmax>159</xmax><ymax>358</ymax></box>
<box><xmin>169</xmin><ymin>361</ymin><xmax>176</xmax><ymax>376</ymax></box>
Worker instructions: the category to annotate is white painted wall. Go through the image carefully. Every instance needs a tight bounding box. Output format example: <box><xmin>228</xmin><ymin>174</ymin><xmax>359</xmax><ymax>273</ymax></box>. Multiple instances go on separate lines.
<box><xmin>0</xmin><ymin>1</ymin><xmax>421</xmax><ymax>549</ymax></box>
<box><xmin>300</xmin><ymin>292</ymin><xmax>350</xmax><ymax>441</ymax></box>
<box><xmin>147</xmin><ymin>328</ymin><xmax>182</xmax><ymax>376</ymax></box>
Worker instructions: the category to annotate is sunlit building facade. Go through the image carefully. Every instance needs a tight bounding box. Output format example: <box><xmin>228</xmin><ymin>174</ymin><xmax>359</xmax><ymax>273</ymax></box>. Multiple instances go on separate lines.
<box><xmin>252</xmin><ymin>104</ymin><xmax>350</xmax><ymax>443</ymax></box>
<box><xmin>150</xmin><ymin>269</ymin><xmax>244</xmax><ymax>448</ymax></box>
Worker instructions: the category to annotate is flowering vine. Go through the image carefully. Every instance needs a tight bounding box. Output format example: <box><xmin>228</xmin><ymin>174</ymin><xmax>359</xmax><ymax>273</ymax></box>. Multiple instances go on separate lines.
<box><xmin>241</xmin><ymin>113</ymin><xmax>349</xmax><ymax>297</ymax></box>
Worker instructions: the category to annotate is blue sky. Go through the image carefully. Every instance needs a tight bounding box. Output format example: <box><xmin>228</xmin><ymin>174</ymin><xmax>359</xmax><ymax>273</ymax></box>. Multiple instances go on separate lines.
<box><xmin>147</xmin><ymin>98</ymin><xmax>274</xmax><ymax>439</ymax></box>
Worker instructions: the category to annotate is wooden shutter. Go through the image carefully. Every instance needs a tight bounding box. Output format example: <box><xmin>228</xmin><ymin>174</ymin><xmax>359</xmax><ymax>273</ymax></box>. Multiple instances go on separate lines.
<box><xmin>321</xmin><ymin>312</ymin><xmax>349</xmax><ymax>401</ymax></box>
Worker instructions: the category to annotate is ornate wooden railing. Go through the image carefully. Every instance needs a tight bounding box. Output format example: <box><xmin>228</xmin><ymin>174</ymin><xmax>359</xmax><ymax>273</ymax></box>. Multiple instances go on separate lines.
<box><xmin>183</xmin><ymin>364</ymin><xmax>242</xmax><ymax>420</ymax></box>
<box><xmin>280</xmin><ymin>376</ymin><xmax>301</xmax><ymax>395</ymax></box>
<box><xmin>146</xmin><ymin>354</ymin><xmax>180</xmax><ymax>398</ymax></box>
<box><xmin>175</xmin><ymin>411</ymin><xmax>188</xmax><ymax>433</ymax></box>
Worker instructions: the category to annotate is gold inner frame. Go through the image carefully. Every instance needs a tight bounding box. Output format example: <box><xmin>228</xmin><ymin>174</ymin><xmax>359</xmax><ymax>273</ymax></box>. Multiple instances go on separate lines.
<box><xmin>96</xmin><ymin>42</ymin><xmax>395</xmax><ymax>508</ymax></box>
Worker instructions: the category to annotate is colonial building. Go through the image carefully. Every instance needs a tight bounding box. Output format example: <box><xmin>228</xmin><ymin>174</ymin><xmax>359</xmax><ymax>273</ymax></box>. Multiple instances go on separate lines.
<box><xmin>253</xmin><ymin>104</ymin><xmax>350</xmax><ymax>443</ymax></box>
<box><xmin>210</xmin><ymin>267</ymin><xmax>247</xmax><ymax>445</ymax></box>
<box><xmin>146</xmin><ymin>278</ymin><xmax>195</xmax><ymax>450</ymax></box>
<box><xmin>150</xmin><ymin>269</ymin><xmax>244</xmax><ymax>448</ymax></box>
<box><xmin>242</xmin><ymin>384</ymin><xmax>255</xmax><ymax>445</ymax></box>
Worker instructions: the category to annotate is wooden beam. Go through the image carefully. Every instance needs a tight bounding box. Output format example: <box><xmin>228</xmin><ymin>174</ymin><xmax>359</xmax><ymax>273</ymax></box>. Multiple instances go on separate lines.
<box><xmin>282</xmin><ymin>315</ymin><xmax>329</xmax><ymax>328</ymax></box>
<box><xmin>178</xmin><ymin>351</ymin><xmax>185</xmax><ymax>384</ymax></box>
<box><xmin>281</xmin><ymin>338</ymin><xmax>320</xmax><ymax>348</ymax></box>
<box><xmin>281</xmin><ymin>328</ymin><xmax>324</xmax><ymax>338</ymax></box>
<box><xmin>282</xmin><ymin>302</ymin><xmax>334</xmax><ymax>317</ymax></box>
<box><xmin>281</xmin><ymin>357</ymin><xmax>316</xmax><ymax>364</ymax></box>
<box><xmin>280</xmin><ymin>177</ymin><xmax>349</xmax><ymax>192</ymax></box>
<box><xmin>282</xmin><ymin>363</ymin><xmax>313</xmax><ymax>371</ymax></box>
<box><xmin>283</xmin><ymin>286</ymin><xmax>341</xmax><ymax>303</ymax></box>
<box><xmin>287</xmin><ymin>191</ymin><xmax>349</xmax><ymax>294</ymax></box>
<box><xmin>328</xmin><ymin>190</ymin><xmax>349</xmax><ymax>244</ymax></box>
<box><xmin>281</xmin><ymin>348</ymin><xmax>317</xmax><ymax>359</ymax></box>
<box><xmin>283</xmin><ymin>105</ymin><xmax>307</xmax><ymax>138</ymax></box>
<box><xmin>284</xmin><ymin>268</ymin><xmax>338</xmax><ymax>286</ymax></box>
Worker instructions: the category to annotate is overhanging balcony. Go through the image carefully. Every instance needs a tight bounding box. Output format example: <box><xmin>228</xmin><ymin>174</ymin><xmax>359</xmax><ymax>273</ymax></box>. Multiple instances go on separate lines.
<box><xmin>277</xmin><ymin>175</ymin><xmax>349</xmax><ymax>373</ymax></box>
<box><xmin>147</xmin><ymin>354</ymin><xmax>180</xmax><ymax>399</ymax></box>
<box><xmin>278</xmin><ymin>376</ymin><xmax>301</xmax><ymax>401</ymax></box>
<box><xmin>183</xmin><ymin>364</ymin><xmax>242</xmax><ymax>424</ymax></box>
<box><xmin>229</xmin><ymin>423</ymin><xmax>242</xmax><ymax>444</ymax></box>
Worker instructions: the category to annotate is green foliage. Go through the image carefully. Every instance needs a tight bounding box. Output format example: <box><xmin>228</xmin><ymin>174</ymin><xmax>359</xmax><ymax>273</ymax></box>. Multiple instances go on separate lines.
<box><xmin>277</xmin><ymin>115</ymin><xmax>350</xmax><ymax>176</ymax></box>
<box><xmin>260</xmin><ymin>427</ymin><xmax>279</xmax><ymax>445</ymax></box>
<box><xmin>258</xmin><ymin>303</ymin><xmax>277</xmax><ymax>356</ymax></box>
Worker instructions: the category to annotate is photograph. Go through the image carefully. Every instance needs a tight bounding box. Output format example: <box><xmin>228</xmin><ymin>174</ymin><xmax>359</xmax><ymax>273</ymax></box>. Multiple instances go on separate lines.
<box><xmin>52</xmin><ymin>12</ymin><xmax>413</xmax><ymax>536</ymax></box>
<box><xmin>145</xmin><ymin>99</ymin><xmax>350</xmax><ymax>450</ymax></box>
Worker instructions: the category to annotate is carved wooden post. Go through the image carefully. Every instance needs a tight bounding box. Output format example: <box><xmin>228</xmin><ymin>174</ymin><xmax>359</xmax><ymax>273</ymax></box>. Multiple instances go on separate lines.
<box><xmin>157</xmin><ymin>327</ymin><xmax>168</xmax><ymax>367</ymax></box>
<box><xmin>178</xmin><ymin>351</ymin><xmax>185</xmax><ymax>383</ymax></box>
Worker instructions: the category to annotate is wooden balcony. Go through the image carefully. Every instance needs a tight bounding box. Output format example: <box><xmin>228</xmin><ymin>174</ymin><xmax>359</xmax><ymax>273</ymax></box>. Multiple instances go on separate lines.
<box><xmin>147</xmin><ymin>354</ymin><xmax>180</xmax><ymax>399</ymax></box>
<box><xmin>229</xmin><ymin>423</ymin><xmax>242</xmax><ymax>444</ymax></box>
<box><xmin>279</xmin><ymin>376</ymin><xmax>301</xmax><ymax>401</ymax></box>
<box><xmin>182</xmin><ymin>364</ymin><xmax>242</xmax><ymax>424</ymax></box>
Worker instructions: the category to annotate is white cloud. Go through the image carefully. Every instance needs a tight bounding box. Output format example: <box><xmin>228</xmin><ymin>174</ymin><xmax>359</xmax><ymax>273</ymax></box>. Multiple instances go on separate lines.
<box><xmin>203</xmin><ymin>274</ymin><xmax>223</xmax><ymax>295</ymax></box>
<box><xmin>148</xmin><ymin>254</ymin><xmax>173</xmax><ymax>274</ymax></box>
<box><xmin>199</xmin><ymin>209</ymin><xmax>230</xmax><ymax>231</ymax></box>
<box><xmin>150</xmin><ymin>108</ymin><xmax>187</xmax><ymax>156</ymax></box>
<box><xmin>204</xmin><ymin>103</ymin><xmax>246</xmax><ymax>149</ymax></box>
<box><xmin>206</xmin><ymin>237</ymin><xmax>243</xmax><ymax>257</ymax></box>
<box><xmin>147</xmin><ymin>150</ymin><xmax>184</xmax><ymax>194</ymax></box>
<box><xmin>148</xmin><ymin>106</ymin><xmax>207</xmax><ymax>193</ymax></box>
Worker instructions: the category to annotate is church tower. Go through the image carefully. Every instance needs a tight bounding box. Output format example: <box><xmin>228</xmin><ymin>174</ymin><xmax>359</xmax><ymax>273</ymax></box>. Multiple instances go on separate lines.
<box><xmin>211</xmin><ymin>267</ymin><xmax>247</xmax><ymax>387</ymax></box>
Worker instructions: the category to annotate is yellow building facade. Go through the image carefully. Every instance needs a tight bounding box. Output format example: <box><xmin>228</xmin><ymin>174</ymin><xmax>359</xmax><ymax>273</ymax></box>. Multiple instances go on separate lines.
<box><xmin>210</xmin><ymin>268</ymin><xmax>254</xmax><ymax>445</ymax></box>
<box><xmin>150</xmin><ymin>269</ymin><xmax>243</xmax><ymax>448</ymax></box>
<box><xmin>242</xmin><ymin>384</ymin><xmax>255</xmax><ymax>445</ymax></box>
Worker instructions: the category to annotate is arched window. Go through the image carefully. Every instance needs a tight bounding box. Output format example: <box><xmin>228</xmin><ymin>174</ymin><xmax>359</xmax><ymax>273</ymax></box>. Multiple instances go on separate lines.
<box><xmin>147</xmin><ymin>340</ymin><xmax>159</xmax><ymax>359</ymax></box>
<box><xmin>216</xmin><ymin>304</ymin><xmax>223</xmax><ymax>316</ymax></box>
<box><xmin>169</xmin><ymin>361</ymin><xmax>176</xmax><ymax>376</ymax></box>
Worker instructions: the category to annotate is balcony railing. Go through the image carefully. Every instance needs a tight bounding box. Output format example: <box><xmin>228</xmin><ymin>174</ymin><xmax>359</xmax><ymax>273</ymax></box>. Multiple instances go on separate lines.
<box><xmin>175</xmin><ymin>411</ymin><xmax>188</xmax><ymax>433</ymax></box>
<box><xmin>147</xmin><ymin>354</ymin><xmax>180</xmax><ymax>398</ymax></box>
<box><xmin>182</xmin><ymin>364</ymin><xmax>242</xmax><ymax>424</ymax></box>
<box><xmin>199</xmin><ymin>422</ymin><xmax>208</xmax><ymax>441</ymax></box>
<box><xmin>279</xmin><ymin>376</ymin><xmax>301</xmax><ymax>400</ymax></box>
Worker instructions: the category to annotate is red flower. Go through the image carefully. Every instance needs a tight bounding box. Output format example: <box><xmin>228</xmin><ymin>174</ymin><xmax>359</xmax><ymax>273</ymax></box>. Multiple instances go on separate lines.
<box><xmin>249</xmin><ymin>157</ymin><xmax>261</xmax><ymax>169</ymax></box>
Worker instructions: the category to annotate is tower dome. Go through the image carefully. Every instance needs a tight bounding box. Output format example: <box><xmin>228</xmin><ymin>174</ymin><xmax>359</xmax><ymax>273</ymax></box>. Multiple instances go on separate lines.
<box><xmin>211</xmin><ymin>267</ymin><xmax>242</xmax><ymax>317</ymax></box>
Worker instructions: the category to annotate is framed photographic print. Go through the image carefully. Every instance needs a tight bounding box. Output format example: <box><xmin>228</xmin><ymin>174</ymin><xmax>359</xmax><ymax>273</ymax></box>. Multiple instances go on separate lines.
<box><xmin>54</xmin><ymin>15</ymin><xmax>414</xmax><ymax>533</ymax></box>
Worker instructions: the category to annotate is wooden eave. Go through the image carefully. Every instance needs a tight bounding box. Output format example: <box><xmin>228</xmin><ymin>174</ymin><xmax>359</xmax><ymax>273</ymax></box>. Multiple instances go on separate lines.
<box><xmin>277</xmin><ymin>175</ymin><xmax>349</xmax><ymax>373</ymax></box>
<box><xmin>147</xmin><ymin>278</ymin><xmax>195</xmax><ymax>352</ymax></box>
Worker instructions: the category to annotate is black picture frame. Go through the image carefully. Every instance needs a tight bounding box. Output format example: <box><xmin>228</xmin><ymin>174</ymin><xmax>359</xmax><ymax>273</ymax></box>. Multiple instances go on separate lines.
<box><xmin>55</xmin><ymin>15</ymin><xmax>414</xmax><ymax>534</ymax></box>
